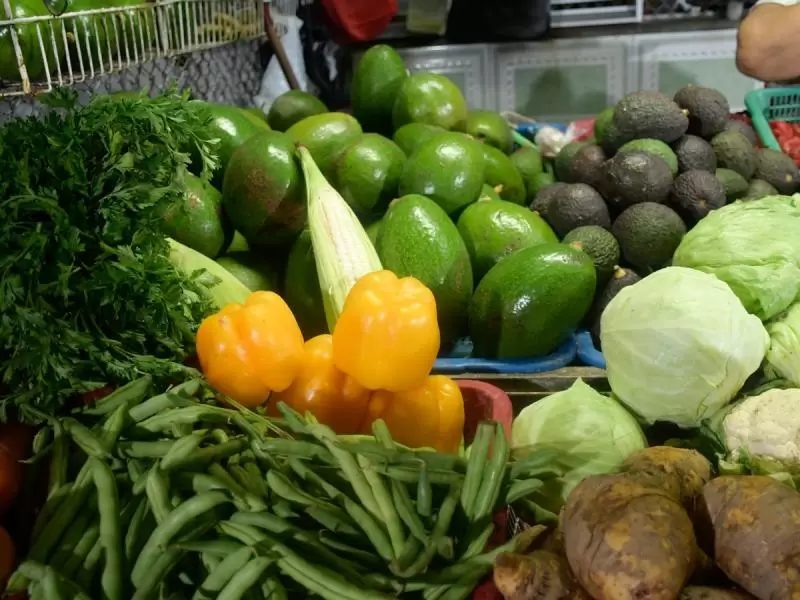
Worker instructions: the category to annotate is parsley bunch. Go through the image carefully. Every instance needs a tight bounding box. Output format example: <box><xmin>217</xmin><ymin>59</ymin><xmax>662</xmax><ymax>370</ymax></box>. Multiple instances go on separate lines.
<box><xmin>0</xmin><ymin>89</ymin><xmax>219</xmax><ymax>420</ymax></box>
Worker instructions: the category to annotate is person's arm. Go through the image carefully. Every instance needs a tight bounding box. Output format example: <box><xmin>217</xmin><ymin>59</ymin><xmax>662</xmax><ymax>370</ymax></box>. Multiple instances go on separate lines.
<box><xmin>737</xmin><ymin>2</ymin><xmax>800</xmax><ymax>82</ymax></box>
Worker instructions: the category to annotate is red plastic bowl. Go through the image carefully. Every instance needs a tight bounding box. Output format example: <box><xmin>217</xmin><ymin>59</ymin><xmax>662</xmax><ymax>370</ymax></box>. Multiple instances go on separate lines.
<box><xmin>456</xmin><ymin>379</ymin><xmax>513</xmax><ymax>600</ymax></box>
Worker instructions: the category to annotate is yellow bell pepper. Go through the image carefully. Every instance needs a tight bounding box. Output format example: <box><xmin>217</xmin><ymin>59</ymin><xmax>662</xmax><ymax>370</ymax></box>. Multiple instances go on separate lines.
<box><xmin>362</xmin><ymin>375</ymin><xmax>465</xmax><ymax>454</ymax></box>
<box><xmin>333</xmin><ymin>270</ymin><xmax>440</xmax><ymax>392</ymax></box>
<box><xmin>196</xmin><ymin>291</ymin><xmax>304</xmax><ymax>407</ymax></box>
<box><xmin>270</xmin><ymin>335</ymin><xmax>369</xmax><ymax>434</ymax></box>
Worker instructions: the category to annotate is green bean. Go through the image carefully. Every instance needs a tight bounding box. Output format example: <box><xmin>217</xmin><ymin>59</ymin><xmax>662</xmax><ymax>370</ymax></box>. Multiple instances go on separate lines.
<box><xmin>33</xmin><ymin>426</ymin><xmax>53</xmax><ymax>456</ymax></box>
<box><xmin>79</xmin><ymin>376</ymin><xmax>153</xmax><ymax>416</ymax></box>
<box><xmin>118</xmin><ymin>440</ymin><xmax>177</xmax><ymax>458</ymax></box>
<box><xmin>275</xmin><ymin>403</ymin><xmax>309</xmax><ymax>433</ymax></box>
<box><xmin>125</xmin><ymin>498</ymin><xmax>153</xmax><ymax>561</ymax></box>
<box><xmin>218</xmin><ymin>556</ymin><xmax>274</xmax><ymax>600</ymax></box>
<box><xmin>509</xmin><ymin>448</ymin><xmax>562</xmax><ymax>480</ymax></box>
<box><xmin>61</xmin><ymin>524</ymin><xmax>100</xmax><ymax>579</ymax></box>
<box><xmin>459</xmin><ymin>521</ymin><xmax>494</xmax><ymax>561</ymax></box>
<box><xmin>177</xmin><ymin>539</ymin><xmax>243</xmax><ymax>556</ymax></box>
<box><xmin>505</xmin><ymin>478</ymin><xmax>545</xmax><ymax>504</ymax></box>
<box><xmin>437</xmin><ymin>576</ymin><xmax>485</xmax><ymax>600</ymax></box>
<box><xmin>48</xmin><ymin>431</ymin><xmax>69</xmax><ymax>497</ymax></box>
<box><xmin>317</xmin><ymin>531</ymin><xmax>385</xmax><ymax>566</ymax></box>
<box><xmin>286</xmin><ymin>457</ymin><xmax>342</xmax><ymax>500</ymax></box>
<box><xmin>340</xmin><ymin>494</ymin><xmax>394</xmax><ymax>562</ymax></box>
<box><xmin>357</xmin><ymin>454</ymin><xmax>404</xmax><ymax>558</ymax></box>
<box><xmin>202</xmin><ymin>552</ymin><xmax>223</xmax><ymax>574</ymax></box>
<box><xmin>62</xmin><ymin>418</ymin><xmax>110</xmax><ymax>459</ymax></box>
<box><xmin>261</xmin><ymin>577</ymin><xmax>287</xmax><ymax>600</ymax></box>
<box><xmin>276</xmin><ymin>552</ymin><xmax>391</xmax><ymax>600</ymax></box>
<box><xmin>395</xmin><ymin>535</ymin><xmax>423</xmax><ymax>572</ymax></box>
<box><xmin>209</xmin><ymin>463</ymin><xmax>267</xmax><ymax>512</ymax></box>
<box><xmin>266</xmin><ymin>469</ymin><xmax>336</xmax><ymax>511</ymax></box>
<box><xmin>259</xmin><ymin>438</ymin><xmax>331</xmax><ymax>461</ymax></box>
<box><xmin>162</xmin><ymin>439</ymin><xmax>248</xmax><ymax>471</ymax></box>
<box><xmin>129</xmin><ymin>379</ymin><xmax>202</xmax><ymax>422</ymax></box>
<box><xmin>132</xmin><ymin>491</ymin><xmax>230</xmax><ymax>587</ymax></box>
<box><xmin>91</xmin><ymin>458</ymin><xmax>123</xmax><ymax>600</ymax></box>
<box><xmin>160</xmin><ymin>432</ymin><xmax>205</xmax><ymax>469</ymax></box>
<box><xmin>75</xmin><ymin>537</ymin><xmax>103</xmax><ymax>590</ymax></box>
<box><xmin>271</xmin><ymin>500</ymin><xmax>297</xmax><ymax>520</ymax></box>
<box><xmin>460</xmin><ymin>422</ymin><xmax>493</xmax><ymax>520</ymax></box>
<box><xmin>437</xmin><ymin>536</ymin><xmax>455</xmax><ymax>561</ymax></box>
<box><xmin>473</xmin><ymin>423</ymin><xmax>509</xmax><ymax>521</ymax></box>
<box><xmin>192</xmin><ymin>545</ymin><xmax>254</xmax><ymax>600</ymax></box>
<box><xmin>229</xmin><ymin>464</ymin><xmax>265</xmax><ymax>498</ymax></box>
<box><xmin>40</xmin><ymin>566</ymin><xmax>64</xmax><ymax>600</ymax></box>
<box><xmin>137</xmin><ymin>406</ymin><xmax>228</xmax><ymax>433</ymax></box>
<box><xmin>304</xmin><ymin>505</ymin><xmax>360</xmax><ymax>536</ymax></box>
<box><xmin>416</xmin><ymin>466</ymin><xmax>432</xmax><ymax>518</ymax></box>
<box><xmin>14</xmin><ymin>562</ymin><xmax>92</xmax><ymax>600</ymax></box>
<box><xmin>146</xmin><ymin>465</ymin><xmax>173</xmax><ymax>524</ymax></box>
<box><xmin>391</xmin><ymin>480</ymin><xmax>428</xmax><ymax>542</ymax></box>
<box><xmin>242</xmin><ymin>462</ymin><xmax>269</xmax><ymax>498</ymax></box>
<box><xmin>49</xmin><ymin>497</ymin><xmax>97</xmax><ymax>569</ymax></box>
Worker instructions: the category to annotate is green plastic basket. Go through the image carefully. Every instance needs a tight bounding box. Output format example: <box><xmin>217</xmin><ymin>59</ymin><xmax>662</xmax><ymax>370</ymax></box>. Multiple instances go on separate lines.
<box><xmin>745</xmin><ymin>86</ymin><xmax>800</xmax><ymax>151</ymax></box>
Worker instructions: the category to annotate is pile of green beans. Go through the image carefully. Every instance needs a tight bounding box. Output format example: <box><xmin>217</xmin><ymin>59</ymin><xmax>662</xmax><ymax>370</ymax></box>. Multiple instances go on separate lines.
<box><xmin>6</xmin><ymin>375</ymin><xmax>555</xmax><ymax>600</ymax></box>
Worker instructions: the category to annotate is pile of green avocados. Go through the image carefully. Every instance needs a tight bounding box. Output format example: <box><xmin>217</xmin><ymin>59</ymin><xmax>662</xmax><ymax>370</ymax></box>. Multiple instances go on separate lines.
<box><xmin>160</xmin><ymin>45</ymin><xmax>800</xmax><ymax>362</ymax></box>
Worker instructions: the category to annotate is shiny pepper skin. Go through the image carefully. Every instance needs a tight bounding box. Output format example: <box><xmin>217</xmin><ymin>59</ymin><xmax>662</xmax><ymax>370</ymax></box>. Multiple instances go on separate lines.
<box><xmin>333</xmin><ymin>270</ymin><xmax>440</xmax><ymax>392</ymax></box>
<box><xmin>196</xmin><ymin>291</ymin><xmax>305</xmax><ymax>407</ymax></box>
<box><xmin>363</xmin><ymin>375</ymin><xmax>465</xmax><ymax>454</ymax></box>
<box><xmin>271</xmin><ymin>334</ymin><xmax>369</xmax><ymax>434</ymax></box>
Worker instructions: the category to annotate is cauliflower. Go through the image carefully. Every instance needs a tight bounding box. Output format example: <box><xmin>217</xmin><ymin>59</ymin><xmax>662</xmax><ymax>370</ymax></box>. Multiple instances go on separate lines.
<box><xmin>721</xmin><ymin>388</ymin><xmax>800</xmax><ymax>478</ymax></box>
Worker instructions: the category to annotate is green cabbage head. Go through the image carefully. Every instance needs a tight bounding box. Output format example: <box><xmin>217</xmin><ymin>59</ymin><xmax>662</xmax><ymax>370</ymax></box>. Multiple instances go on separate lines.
<box><xmin>673</xmin><ymin>195</ymin><xmax>800</xmax><ymax>321</ymax></box>
<box><xmin>601</xmin><ymin>267</ymin><xmax>769</xmax><ymax>428</ymax></box>
<box><xmin>511</xmin><ymin>378</ymin><xmax>646</xmax><ymax>511</ymax></box>
<box><xmin>765</xmin><ymin>302</ymin><xmax>800</xmax><ymax>386</ymax></box>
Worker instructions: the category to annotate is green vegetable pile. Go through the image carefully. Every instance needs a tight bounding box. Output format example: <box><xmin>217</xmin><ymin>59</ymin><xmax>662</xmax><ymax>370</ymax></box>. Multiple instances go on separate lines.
<box><xmin>6</xmin><ymin>375</ymin><xmax>550</xmax><ymax>600</ymax></box>
<box><xmin>0</xmin><ymin>89</ymin><xmax>219</xmax><ymax>420</ymax></box>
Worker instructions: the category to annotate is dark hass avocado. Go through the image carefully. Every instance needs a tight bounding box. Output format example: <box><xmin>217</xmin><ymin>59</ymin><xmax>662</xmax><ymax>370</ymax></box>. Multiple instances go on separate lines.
<box><xmin>469</xmin><ymin>243</ymin><xmax>596</xmax><ymax>359</ymax></box>
<box><xmin>570</xmin><ymin>144</ymin><xmax>607</xmax><ymax>189</ymax></box>
<box><xmin>222</xmin><ymin>130</ymin><xmax>305</xmax><ymax>247</ymax></box>
<box><xmin>398</xmin><ymin>132</ymin><xmax>485</xmax><ymax>215</ymax></box>
<box><xmin>669</xmin><ymin>170</ymin><xmax>726</xmax><ymax>224</ymax></box>
<box><xmin>673</xmin><ymin>85</ymin><xmax>730</xmax><ymax>139</ymax></box>
<box><xmin>715</xmin><ymin>168</ymin><xmax>749</xmax><ymax>202</ymax></box>
<box><xmin>547</xmin><ymin>183</ymin><xmax>611</xmax><ymax>237</ymax></box>
<box><xmin>618</xmin><ymin>139</ymin><xmax>678</xmax><ymax>176</ymax></box>
<box><xmin>672</xmin><ymin>135</ymin><xmax>717</xmax><ymax>173</ymax></box>
<box><xmin>466</xmin><ymin>110</ymin><xmax>513</xmax><ymax>154</ymax></box>
<box><xmin>377</xmin><ymin>194</ymin><xmax>473</xmax><ymax>348</ymax></box>
<box><xmin>456</xmin><ymin>198</ymin><xmax>558</xmax><ymax>282</ymax></box>
<box><xmin>530</xmin><ymin>181</ymin><xmax>569</xmax><ymax>219</ymax></box>
<box><xmin>754</xmin><ymin>147</ymin><xmax>800</xmax><ymax>194</ymax></box>
<box><xmin>267</xmin><ymin>90</ymin><xmax>328</xmax><ymax>132</ymax></box>
<box><xmin>392</xmin><ymin>72</ymin><xmax>468</xmax><ymax>132</ymax></box>
<box><xmin>351</xmin><ymin>44</ymin><xmax>408</xmax><ymax>135</ymax></box>
<box><xmin>611</xmin><ymin>90</ymin><xmax>689</xmax><ymax>145</ymax></box>
<box><xmin>286</xmin><ymin>112</ymin><xmax>363</xmax><ymax>179</ymax></box>
<box><xmin>744</xmin><ymin>179</ymin><xmax>779</xmax><ymax>200</ymax></box>
<box><xmin>710</xmin><ymin>130</ymin><xmax>757</xmax><ymax>179</ymax></box>
<box><xmin>481</xmin><ymin>144</ymin><xmax>526</xmax><ymax>205</ymax></box>
<box><xmin>591</xmin><ymin>266</ymin><xmax>642</xmax><ymax>341</ymax></box>
<box><xmin>284</xmin><ymin>230</ymin><xmax>327</xmax><ymax>339</ymax></box>
<box><xmin>724</xmin><ymin>119</ymin><xmax>758</xmax><ymax>146</ymax></box>
<box><xmin>604</xmin><ymin>151</ymin><xmax>674</xmax><ymax>213</ymax></box>
<box><xmin>554</xmin><ymin>141</ymin><xmax>588</xmax><ymax>183</ymax></box>
<box><xmin>612</xmin><ymin>202</ymin><xmax>687</xmax><ymax>271</ymax></box>
<box><xmin>563</xmin><ymin>225</ymin><xmax>620</xmax><ymax>285</ymax></box>
<box><xmin>392</xmin><ymin>123</ymin><xmax>447</xmax><ymax>156</ymax></box>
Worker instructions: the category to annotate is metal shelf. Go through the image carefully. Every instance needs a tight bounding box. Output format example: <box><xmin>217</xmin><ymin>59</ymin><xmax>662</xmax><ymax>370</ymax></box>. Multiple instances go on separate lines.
<box><xmin>0</xmin><ymin>0</ymin><xmax>264</xmax><ymax>97</ymax></box>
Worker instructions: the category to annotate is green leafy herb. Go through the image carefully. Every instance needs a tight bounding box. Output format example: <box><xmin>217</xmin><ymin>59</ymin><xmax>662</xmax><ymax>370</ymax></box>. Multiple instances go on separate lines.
<box><xmin>0</xmin><ymin>88</ymin><xmax>219</xmax><ymax>420</ymax></box>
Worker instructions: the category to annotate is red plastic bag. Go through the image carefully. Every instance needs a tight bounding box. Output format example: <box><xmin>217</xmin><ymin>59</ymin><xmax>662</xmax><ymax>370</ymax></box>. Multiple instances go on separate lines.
<box><xmin>320</xmin><ymin>0</ymin><xmax>397</xmax><ymax>43</ymax></box>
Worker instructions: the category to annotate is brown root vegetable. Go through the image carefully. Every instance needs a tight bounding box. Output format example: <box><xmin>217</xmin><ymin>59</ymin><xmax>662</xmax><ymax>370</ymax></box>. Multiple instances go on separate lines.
<box><xmin>494</xmin><ymin>550</ymin><xmax>591</xmax><ymax>600</ymax></box>
<box><xmin>679</xmin><ymin>586</ymin><xmax>755</xmax><ymax>600</ymax></box>
<box><xmin>702</xmin><ymin>475</ymin><xmax>800</xmax><ymax>599</ymax></box>
<box><xmin>562</xmin><ymin>473</ymin><xmax>698</xmax><ymax>600</ymax></box>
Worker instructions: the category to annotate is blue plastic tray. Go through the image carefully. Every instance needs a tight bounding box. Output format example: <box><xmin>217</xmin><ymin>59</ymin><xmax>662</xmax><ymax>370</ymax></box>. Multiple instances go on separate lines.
<box><xmin>432</xmin><ymin>334</ymin><xmax>577</xmax><ymax>375</ymax></box>
<box><xmin>575</xmin><ymin>330</ymin><xmax>606</xmax><ymax>369</ymax></box>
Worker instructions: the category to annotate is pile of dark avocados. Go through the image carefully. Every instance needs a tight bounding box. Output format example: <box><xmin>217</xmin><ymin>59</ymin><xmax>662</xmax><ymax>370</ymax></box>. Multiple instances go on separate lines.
<box><xmin>161</xmin><ymin>45</ymin><xmax>799</xmax><ymax>363</ymax></box>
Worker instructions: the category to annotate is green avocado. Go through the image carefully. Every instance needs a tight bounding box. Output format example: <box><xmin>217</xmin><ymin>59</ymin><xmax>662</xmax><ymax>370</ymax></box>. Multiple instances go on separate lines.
<box><xmin>332</xmin><ymin>134</ymin><xmax>406</xmax><ymax>220</ymax></box>
<box><xmin>457</xmin><ymin>198</ymin><xmax>558</xmax><ymax>282</ymax></box>
<box><xmin>217</xmin><ymin>252</ymin><xmax>278</xmax><ymax>293</ymax></box>
<box><xmin>242</xmin><ymin>107</ymin><xmax>270</xmax><ymax>125</ymax></box>
<box><xmin>365</xmin><ymin>220</ymin><xmax>382</xmax><ymax>247</ymax></box>
<box><xmin>469</xmin><ymin>243</ymin><xmax>596</xmax><ymax>358</ymax></box>
<box><xmin>554</xmin><ymin>142</ymin><xmax>588</xmax><ymax>183</ymax></box>
<box><xmin>744</xmin><ymin>178</ymin><xmax>779</xmax><ymax>201</ymax></box>
<box><xmin>618</xmin><ymin>139</ymin><xmax>679</xmax><ymax>177</ymax></box>
<box><xmin>398</xmin><ymin>132</ymin><xmax>485</xmax><ymax>215</ymax></box>
<box><xmin>377</xmin><ymin>194</ymin><xmax>473</xmax><ymax>348</ymax></box>
<box><xmin>286</xmin><ymin>112</ymin><xmax>363</xmax><ymax>179</ymax></box>
<box><xmin>392</xmin><ymin>73</ymin><xmax>468</xmax><ymax>132</ymax></box>
<box><xmin>284</xmin><ymin>230</ymin><xmax>327</xmax><ymax>339</ymax></box>
<box><xmin>160</xmin><ymin>173</ymin><xmax>231</xmax><ymax>259</ymax></box>
<box><xmin>225</xmin><ymin>231</ymin><xmax>250</xmax><ymax>253</ymax></box>
<box><xmin>267</xmin><ymin>90</ymin><xmax>328</xmax><ymax>132</ymax></box>
<box><xmin>563</xmin><ymin>225</ymin><xmax>620</xmax><ymax>286</ymax></box>
<box><xmin>481</xmin><ymin>144</ymin><xmax>526</xmax><ymax>205</ymax></box>
<box><xmin>710</xmin><ymin>130</ymin><xmax>757</xmax><ymax>179</ymax></box>
<box><xmin>754</xmin><ymin>148</ymin><xmax>799</xmax><ymax>194</ymax></box>
<box><xmin>593</xmin><ymin>107</ymin><xmax>614</xmax><ymax>143</ymax></box>
<box><xmin>351</xmin><ymin>45</ymin><xmax>408</xmax><ymax>135</ymax></box>
<box><xmin>222</xmin><ymin>130</ymin><xmax>305</xmax><ymax>247</ymax></box>
<box><xmin>510</xmin><ymin>147</ymin><xmax>543</xmax><ymax>201</ymax></box>
<box><xmin>715</xmin><ymin>168</ymin><xmax>749</xmax><ymax>202</ymax></box>
<box><xmin>612</xmin><ymin>202</ymin><xmax>687</xmax><ymax>271</ymax></box>
<box><xmin>478</xmin><ymin>183</ymin><xmax>503</xmax><ymax>202</ymax></box>
<box><xmin>392</xmin><ymin>123</ymin><xmax>447</xmax><ymax>156</ymax></box>
<box><xmin>465</xmin><ymin>110</ymin><xmax>513</xmax><ymax>154</ymax></box>
<box><xmin>0</xmin><ymin>0</ymin><xmax>63</xmax><ymax>80</ymax></box>
<box><xmin>611</xmin><ymin>90</ymin><xmax>689</xmax><ymax>145</ymax></box>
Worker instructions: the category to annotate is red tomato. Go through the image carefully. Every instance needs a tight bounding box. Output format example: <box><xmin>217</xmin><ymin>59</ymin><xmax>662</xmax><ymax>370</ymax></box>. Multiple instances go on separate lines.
<box><xmin>0</xmin><ymin>525</ymin><xmax>14</xmax><ymax>590</ymax></box>
<box><xmin>773</xmin><ymin>120</ymin><xmax>795</xmax><ymax>139</ymax></box>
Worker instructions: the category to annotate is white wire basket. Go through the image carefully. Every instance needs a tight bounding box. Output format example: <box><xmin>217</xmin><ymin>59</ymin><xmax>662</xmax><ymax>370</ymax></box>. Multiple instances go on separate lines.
<box><xmin>0</xmin><ymin>0</ymin><xmax>264</xmax><ymax>97</ymax></box>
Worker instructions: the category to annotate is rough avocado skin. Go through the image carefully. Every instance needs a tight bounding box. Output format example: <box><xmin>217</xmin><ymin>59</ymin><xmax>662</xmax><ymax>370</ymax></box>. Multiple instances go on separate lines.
<box><xmin>377</xmin><ymin>194</ymin><xmax>473</xmax><ymax>348</ymax></box>
<box><xmin>612</xmin><ymin>90</ymin><xmax>689</xmax><ymax>144</ymax></box>
<box><xmin>724</xmin><ymin>119</ymin><xmax>758</xmax><ymax>146</ymax></box>
<box><xmin>569</xmin><ymin>144</ymin><xmax>607</xmax><ymax>189</ymax></box>
<box><xmin>469</xmin><ymin>243</ymin><xmax>596</xmax><ymax>359</ymax></box>
<box><xmin>612</xmin><ymin>202</ymin><xmax>687</xmax><ymax>270</ymax></box>
<box><xmin>284</xmin><ymin>230</ymin><xmax>327</xmax><ymax>339</ymax></box>
<box><xmin>465</xmin><ymin>110</ymin><xmax>513</xmax><ymax>154</ymax></box>
<box><xmin>333</xmin><ymin>134</ymin><xmax>406</xmax><ymax>220</ymax></box>
<box><xmin>672</xmin><ymin>135</ymin><xmax>716</xmax><ymax>173</ymax></box>
<box><xmin>456</xmin><ymin>198</ymin><xmax>558</xmax><ymax>282</ymax></box>
<box><xmin>392</xmin><ymin>123</ymin><xmax>447</xmax><ymax>156</ymax></box>
<box><xmin>481</xmin><ymin>144</ymin><xmax>526</xmax><ymax>205</ymax></box>
<box><xmin>555</xmin><ymin>142</ymin><xmax>588</xmax><ymax>182</ymax></box>
<box><xmin>618</xmin><ymin>139</ymin><xmax>678</xmax><ymax>176</ymax></box>
<box><xmin>669</xmin><ymin>170</ymin><xmax>726</xmax><ymax>224</ymax></box>
<box><xmin>392</xmin><ymin>73</ymin><xmax>468</xmax><ymax>132</ymax></box>
<box><xmin>710</xmin><ymin>130</ymin><xmax>757</xmax><ymax>179</ymax></box>
<box><xmin>267</xmin><ymin>90</ymin><xmax>328</xmax><ymax>132</ymax></box>
<box><xmin>161</xmin><ymin>173</ymin><xmax>231</xmax><ymax>259</ymax></box>
<box><xmin>398</xmin><ymin>132</ymin><xmax>485</xmax><ymax>215</ymax></box>
<box><xmin>754</xmin><ymin>148</ymin><xmax>799</xmax><ymax>194</ymax></box>
<box><xmin>222</xmin><ymin>130</ymin><xmax>305</xmax><ymax>247</ymax></box>
<box><xmin>673</xmin><ymin>85</ymin><xmax>730</xmax><ymax>138</ymax></box>
<box><xmin>286</xmin><ymin>112</ymin><xmax>363</xmax><ymax>178</ymax></box>
<box><xmin>594</xmin><ymin>107</ymin><xmax>614</xmax><ymax>143</ymax></box>
<box><xmin>715</xmin><ymin>168</ymin><xmax>749</xmax><ymax>202</ymax></box>
<box><xmin>591</xmin><ymin>266</ymin><xmax>641</xmax><ymax>341</ymax></box>
<box><xmin>563</xmin><ymin>225</ymin><xmax>620</xmax><ymax>285</ymax></box>
<box><xmin>604</xmin><ymin>151</ymin><xmax>674</xmax><ymax>213</ymax></box>
<box><xmin>744</xmin><ymin>179</ymin><xmax>779</xmax><ymax>200</ymax></box>
<box><xmin>547</xmin><ymin>183</ymin><xmax>611</xmax><ymax>237</ymax></box>
<box><xmin>351</xmin><ymin>45</ymin><xmax>408</xmax><ymax>135</ymax></box>
<box><xmin>530</xmin><ymin>182</ymin><xmax>569</xmax><ymax>218</ymax></box>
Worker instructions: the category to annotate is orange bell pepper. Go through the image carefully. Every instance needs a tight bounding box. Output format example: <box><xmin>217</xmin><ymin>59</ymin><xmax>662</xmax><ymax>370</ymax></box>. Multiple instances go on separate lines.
<box><xmin>271</xmin><ymin>335</ymin><xmax>369</xmax><ymax>434</ymax></box>
<box><xmin>196</xmin><ymin>291</ymin><xmax>304</xmax><ymax>407</ymax></box>
<box><xmin>333</xmin><ymin>270</ymin><xmax>440</xmax><ymax>392</ymax></box>
<box><xmin>363</xmin><ymin>375</ymin><xmax>465</xmax><ymax>454</ymax></box>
